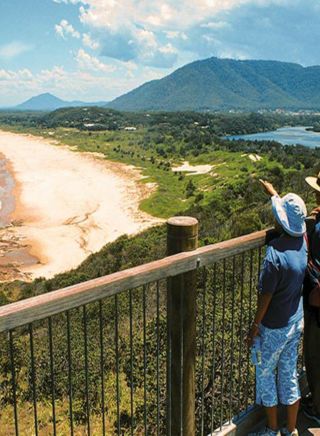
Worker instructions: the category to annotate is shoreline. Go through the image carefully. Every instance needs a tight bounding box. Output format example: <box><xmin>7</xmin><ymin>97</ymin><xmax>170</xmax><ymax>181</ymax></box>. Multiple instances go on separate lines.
<box><xmin>0</xmin><ymin>130</ymin><xmax>161</xmax><ymax>282</ymax></box>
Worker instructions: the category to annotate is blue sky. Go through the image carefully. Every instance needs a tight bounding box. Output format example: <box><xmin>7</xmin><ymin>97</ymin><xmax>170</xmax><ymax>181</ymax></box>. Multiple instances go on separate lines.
<box><xmin>1</xmin><ymin>0</ymin><xmax>320</xmax><ymax>106</ymax></box>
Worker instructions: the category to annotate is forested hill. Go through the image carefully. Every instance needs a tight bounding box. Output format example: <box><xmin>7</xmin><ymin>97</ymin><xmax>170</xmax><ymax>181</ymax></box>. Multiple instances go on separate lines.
<box><xmin>15</xmin><ymin>93</ymin><xmax>107</xmax><ymax>111</ymax></box>
<box><xmin>107</xmin><ymin>57</ymin><xmax>320</xmax><ymax>112</ymax></box>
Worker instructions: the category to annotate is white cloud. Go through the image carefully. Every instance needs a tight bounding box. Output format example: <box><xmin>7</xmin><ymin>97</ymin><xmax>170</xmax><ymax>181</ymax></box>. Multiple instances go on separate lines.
<box><xmin>159</xmin><ymin>43</ymin><xmax>177</xmax><ymax>54</ymax></box>
<box><xmin>65</xmin><ymin>0</ymin><xmax>290</xmax><ymax>68</ymax></box>
<box><xmin>201</xmin><ymin>21</ymin><xmax>230</xmax><ymax>29</ymax></box>
<box><xmin>82</xmin><ymin>33</ymin><xmax>100</xmax><ymax>50</ymax></box>
<box><xmin>0</xmin><ymin>68</ymin><xmax>33</xmax><ymax>81</ymax></box>
<box><xmin>202</xmin><ymin>34</ymin><xmax>215</xmax><ymax>43</ymax></box>
<box><xmin>122</xmin><ymin>61</ymin><xmax>138</xmax><ymax>78</ymax></box>
<box><xmin>165</xmin><ymin>31</ymin><xmax>188</xmax><ymax>40</ymax></box>
<box><xmin>134</xmin><ymin>29</ymin><xmax>158</xmax><ymax>49</ymax></box>
<box><xmin>0</xmin><ymin>63</ymin><xmax>168</xmax><ymax>106</ymax></box>
<box><xmin>75</xmin><ymin>48</ymin><xmax>116</xmax><ymax>72</ymax></box>
<box><xmin>77</xmin><ymin>0</ymin><xmax>289</xmax><ymax>31</ymax></box>
<box><xmin>0</xmin><ymin>42</ymin><xmax>33</xmax><ymax>59</ymax></box>
<box><xmin>55</xmin><ymin>19</ymin><xmax>81</xmax><ymax>39</ymax></box>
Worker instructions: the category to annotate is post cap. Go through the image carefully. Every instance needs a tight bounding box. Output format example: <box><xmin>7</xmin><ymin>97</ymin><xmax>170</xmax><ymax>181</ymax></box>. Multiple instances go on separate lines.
<box><xmin>167</xmin><ymin>216</ymin><xmax>199</xmax><ymax>240</ymax></box>
<box><xmin>167</xmin><ymin>216</ymin><xmax>198</xmax><ymax>227</ymax></box>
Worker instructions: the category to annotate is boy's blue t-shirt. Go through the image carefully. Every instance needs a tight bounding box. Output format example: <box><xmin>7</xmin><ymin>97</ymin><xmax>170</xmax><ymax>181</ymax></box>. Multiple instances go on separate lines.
<box><xmin>258</xmin><ymin>234</ymin><xmax>307</xmax><ymax>329</ymax></box>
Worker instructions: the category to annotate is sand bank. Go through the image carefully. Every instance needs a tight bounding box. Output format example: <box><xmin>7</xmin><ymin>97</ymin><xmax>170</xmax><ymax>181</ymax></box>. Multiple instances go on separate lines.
<box><xmin>172</xmin><ymin>161</ymin><xmax>213</xmax><ymax>175</ymax></box>
<box><xmin>0</xmin><ymin>131</ymin><xmax>161</xmax><ymax>281</ymax></box>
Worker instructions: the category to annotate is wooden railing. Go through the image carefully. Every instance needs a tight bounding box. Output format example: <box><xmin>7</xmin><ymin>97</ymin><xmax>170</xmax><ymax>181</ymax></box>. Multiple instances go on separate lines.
<box><xmin>0</xmin><ymin>228</ymin><xmax>268</xmax><ymax>333</ymax></box>
<box><xmin>0</xmin><ymin>218</ymin><xmax>274</xmax><ymax>435</ymax></box>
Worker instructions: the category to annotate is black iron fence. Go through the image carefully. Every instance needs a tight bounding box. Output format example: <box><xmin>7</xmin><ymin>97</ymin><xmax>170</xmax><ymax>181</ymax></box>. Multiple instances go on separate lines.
<box><xmin>0</xmin><ymin>219</ymin><xmax>296</xmax><ymax>435</ymax></box>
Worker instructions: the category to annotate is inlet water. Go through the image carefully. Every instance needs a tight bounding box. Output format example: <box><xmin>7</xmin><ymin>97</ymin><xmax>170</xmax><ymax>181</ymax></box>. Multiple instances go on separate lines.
<box><xmin>225</xmin><ymin>126</ymin><xmax>320</xmax><ymax>148</ymax></box>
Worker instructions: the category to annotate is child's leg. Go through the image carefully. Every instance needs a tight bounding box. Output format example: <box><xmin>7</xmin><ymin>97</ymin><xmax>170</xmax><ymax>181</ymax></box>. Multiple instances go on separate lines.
<box><xmin>278</xmin><ymin>318</ymin><xmax>304</xmax><ymax>432</ymax></box>
<box><xmin>265</xmin><ymin>406</ymin><xmax>279</xmax><ymax>431</ymax></box>
<box><xmin>256</xmin><ymin>325</ymin><xmax>285</xmax><ymax>430</ymax></box>
<box><xmin>286</xmin><ymin>400</ymin><xmax>300</xmax><ymax>433</ymax></box>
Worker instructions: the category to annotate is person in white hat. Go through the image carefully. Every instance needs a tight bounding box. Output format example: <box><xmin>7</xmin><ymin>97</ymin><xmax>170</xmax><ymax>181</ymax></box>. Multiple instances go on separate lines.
<box><xmin>248</xmin><ymin>180</ymin><xmax>307</xmax><ymax>436</ymax></box>
<box><xmin>302</xmin><ymin>173</ymin><xmax>320</xmax><ymax>425</ymax></box>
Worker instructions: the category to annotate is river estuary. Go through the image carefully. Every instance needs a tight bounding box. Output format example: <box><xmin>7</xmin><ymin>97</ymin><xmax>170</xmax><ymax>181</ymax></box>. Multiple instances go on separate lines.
<box><xmin>226</xmin><ymin>126</ymin><xmax>320</xmax><ymax>148</ymax></box>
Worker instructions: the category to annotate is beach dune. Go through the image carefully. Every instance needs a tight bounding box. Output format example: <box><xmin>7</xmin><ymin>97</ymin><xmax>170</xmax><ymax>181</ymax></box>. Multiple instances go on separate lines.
<box><xmin>0</xmin><ymin>130</ymin><xmax>160</xmax><ymax>281</ymax></box>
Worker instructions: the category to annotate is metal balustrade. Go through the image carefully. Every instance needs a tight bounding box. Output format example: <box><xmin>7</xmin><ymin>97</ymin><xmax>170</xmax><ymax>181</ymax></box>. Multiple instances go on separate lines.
<box><xmin>0</xmin><ymin>219</ymin><xmax>302</xmax><ymax>435</ymax></box>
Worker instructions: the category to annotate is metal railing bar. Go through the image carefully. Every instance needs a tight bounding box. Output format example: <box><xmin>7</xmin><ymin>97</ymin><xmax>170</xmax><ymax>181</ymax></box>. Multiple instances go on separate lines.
<box><xmin>237</xmin><ymin>253</ymin><xmax>245</xmax><ymax>416</ymax></box>
<box><xmin>129</xmin><ymin>289</ymin><xmax>134</xmax><ymax>436</ymax></box>
<box><xmin>245</xmin><ymin>250</ymin><xmax>254</xmax><ymax>411</ymax></box>
<box><xmin>200</xmin><ymin>268</ymin><xmax>207</xmax><ymax>436</ymax></box>
<box><xmin>48</xmin><ymin>317</ymin><xmax>57</xmax><ymax>436</ymax></box>
<box><xmin>257</xmin><ymin>246</ymin><xmax>262</xmax><ymax>285</ymax></box>
<box><xmin>0</xmin><ymin>230</ymin><xmax>269</xmax><ymax>333</ymax></box>
<box><xmin>29</xmin><ymin>323</ymin><xmax>38</xmax><ymax>436</ymax></box>
<box><xmin>156</xmin><ymin>281</ymin><xmax>160</xmax><ymax>436</ymax></box>
<box><xmin>115</xmin><ymin>294</ymin><xmax>120</xmax><ymax>436</ymax></box>
<box><xmin>255</xmin><ymin>247</ymin><xmax>262</xmax><ymax>405</ymax></box>
<box><xmin>9</xmin><ymin>330</ymin><xmax>19</xmax><ymax>436</ymax></box>
<box><xmin>210</xmin><ymin>264</ymin><xmax>217</xmax><ymax>434</ymax></box>
<box><xmin>220</xmin><ymin>259</ymin><xmax>227</xmax><ymax>429</ymax></box>
<box><xmin>167</xmin><ymin>278</ymin><xmax>172</xmax><ymax>436</ymax></box>
<box><xmin>229</xmin><ymin>256</ymin><xmax>236</xmax><ymax>423</ymax></box>
<box><xmin>66</xmin><ymin>310</ymin><xmax>74</xmax><ymax>436</ymax></box>
<box><xmin>180</xmin><ymin>278</ymin><xmax>184</xmax><ymax>436</ymax></box>
<box><xmin>99</xmin><ymin>301</ymin><xmax>106</xmax><ymax>436</ymax></box>
<box><xmin>143</xmin><ymin>284</ymin><xmax>148</xmax><ymax>435</ymax></box>
<box><xmin>83</xmin><ymin>305</ymin><xmax>91</xmax><ymax>436</ymax></box>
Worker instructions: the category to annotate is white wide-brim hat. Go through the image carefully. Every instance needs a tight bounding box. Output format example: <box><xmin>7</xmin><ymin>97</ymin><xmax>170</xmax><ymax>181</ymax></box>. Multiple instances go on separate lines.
<box><xmin>306</xmin><ymin>172</ymin><xmax>320</xmax><ymax>193</ymax></box>
<box><xmin>271</xmin><ymin>193</ymin><xmax>307</xmax><ymax>237</ymax></box>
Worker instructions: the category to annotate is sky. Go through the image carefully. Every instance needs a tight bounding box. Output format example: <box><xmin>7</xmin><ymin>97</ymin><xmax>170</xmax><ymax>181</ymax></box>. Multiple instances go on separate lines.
<box><xmin>1</xmin><ymin>0</ymin><xmax>320</xmax><ymax>106</ymax></box>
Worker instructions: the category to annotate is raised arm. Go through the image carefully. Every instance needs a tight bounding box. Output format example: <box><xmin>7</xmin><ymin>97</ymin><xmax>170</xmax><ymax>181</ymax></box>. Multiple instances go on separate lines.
<box><xmin>259</xmin><ymin>179</ymin><xmax>279</xmax><ymax>197</ymax></box>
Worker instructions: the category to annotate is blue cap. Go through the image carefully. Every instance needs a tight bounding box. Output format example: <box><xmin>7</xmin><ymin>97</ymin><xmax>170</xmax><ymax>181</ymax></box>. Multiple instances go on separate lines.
<box><xmin>271</xmin><ymin>193</ymin><xmax>307</xmax><ymax>237</ymax></box>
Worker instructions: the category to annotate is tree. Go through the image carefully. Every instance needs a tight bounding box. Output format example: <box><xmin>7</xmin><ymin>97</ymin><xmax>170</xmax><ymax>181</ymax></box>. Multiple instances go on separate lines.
<box><xmin>186</xmin><ymin>179</ymin><xmax>196</xmax><ymax>198</ymax></box>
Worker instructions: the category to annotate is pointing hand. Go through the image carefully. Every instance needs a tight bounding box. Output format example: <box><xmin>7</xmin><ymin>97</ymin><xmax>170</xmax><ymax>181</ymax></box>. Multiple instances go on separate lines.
<box><xmin>259</xmin><ymin>179</ymin><xmax>278</xmax><ymax>197</ymax></box>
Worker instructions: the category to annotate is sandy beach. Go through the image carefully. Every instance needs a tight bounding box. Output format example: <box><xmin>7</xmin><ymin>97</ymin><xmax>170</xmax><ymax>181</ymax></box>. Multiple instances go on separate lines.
<box><xmin>0</xmin><ymin>130</ymin><xmax>160</xmax><ymax>281</ymax></box>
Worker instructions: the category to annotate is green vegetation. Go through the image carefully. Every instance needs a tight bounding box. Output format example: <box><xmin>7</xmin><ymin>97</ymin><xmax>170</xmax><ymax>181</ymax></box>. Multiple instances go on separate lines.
<box><xmin>0</xmin><ymin>108</ymin><xmax>320</xmax><ymax>433</ymax></box>
<box><xmin>1</xmin><ymin>108</ymin><xmax>320</xmax><ymax>219</ymax></box>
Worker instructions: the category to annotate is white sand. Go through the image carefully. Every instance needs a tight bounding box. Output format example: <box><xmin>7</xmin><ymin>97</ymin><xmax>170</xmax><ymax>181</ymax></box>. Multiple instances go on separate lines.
<box><xmin>248</xmin><ymin>154</ymin><xmax>262</xmax><ymax>162</ymax></box>
<box><xmin>172</xmin><ymin>161</ymin><xmax>213</xmax><ymax>175</ymax></box>
<box><xmin>0</xmin><ymin>131</ymin><xmax>161</xmax><ymax>280</ymax></box>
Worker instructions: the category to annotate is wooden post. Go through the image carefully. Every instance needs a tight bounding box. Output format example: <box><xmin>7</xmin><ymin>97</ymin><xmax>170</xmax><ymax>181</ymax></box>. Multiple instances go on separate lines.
<box><xmin>167</xmin><ymin>216</ymin><xmax>198</xmax><ymax>436</ymax></box>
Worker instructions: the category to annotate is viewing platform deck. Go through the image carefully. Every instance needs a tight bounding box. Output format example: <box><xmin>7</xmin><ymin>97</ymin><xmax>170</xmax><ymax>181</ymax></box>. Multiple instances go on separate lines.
<box><xmin>254</xmin><ymin>410</ymin><xmax>319</xmax><ymax>436</ymax></box>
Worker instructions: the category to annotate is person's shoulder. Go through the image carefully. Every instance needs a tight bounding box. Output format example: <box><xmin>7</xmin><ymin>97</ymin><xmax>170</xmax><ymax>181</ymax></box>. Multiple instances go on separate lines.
<box><xmin>265</xmin><ymin>243</ymin><xmax>280</xmax><ymax>267</ymax></box>
<box><xmin>267</xmin><ymin>235</ymin><xmax>283</xmax><ymax>251</ymax></box>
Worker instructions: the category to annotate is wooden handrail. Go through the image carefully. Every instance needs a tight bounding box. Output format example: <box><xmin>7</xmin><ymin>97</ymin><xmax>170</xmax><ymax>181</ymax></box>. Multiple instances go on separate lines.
<box><xmin>0</xmin><ymin>229</ymin><xmax>271</xmax><ymax>332</ymax></box>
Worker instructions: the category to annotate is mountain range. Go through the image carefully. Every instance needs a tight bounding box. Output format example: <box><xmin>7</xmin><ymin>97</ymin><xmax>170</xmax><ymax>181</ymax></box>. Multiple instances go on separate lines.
<box><xmin>107</xmin><ymin>57</ymin><xmax>320</xmax><ymax>112</ymax></box>
<box><xmin>14</xmin><ymin>93</ymin><xmax>107</xmax><ymax>111</ymax></box>
<box><xmin>11</xmin><ymin>57</ymin><xmax>320</xmax><ymax>112</ymax></box>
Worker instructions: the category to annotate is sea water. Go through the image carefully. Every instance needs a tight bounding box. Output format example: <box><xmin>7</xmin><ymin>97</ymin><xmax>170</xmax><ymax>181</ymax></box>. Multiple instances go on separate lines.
<box><xmin>0</xmin><ymin>155</ymin><xmax>38</xmax><ymax>281</ymax></box>
<box><xmin>0</xmin><ymin>156</ymin><xmax>15</xmax><ymax>228</ymax></box>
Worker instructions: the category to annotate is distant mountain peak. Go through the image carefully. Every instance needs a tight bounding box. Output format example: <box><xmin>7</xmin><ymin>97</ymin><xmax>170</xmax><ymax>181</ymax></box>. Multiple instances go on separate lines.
<box><xmin>36</xmin><ymin>92</ymin><xmax>61</xmax><ymax>99</ymax></box>
<box><xmin>15</xmin><ymin>93</ymin><xmax>108</xmax><ymax>111</ymax></box>
<box><xmin>107</xmin><ymin>56</ymin><xmax>320</xmax><ymax>112</ymax></box>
